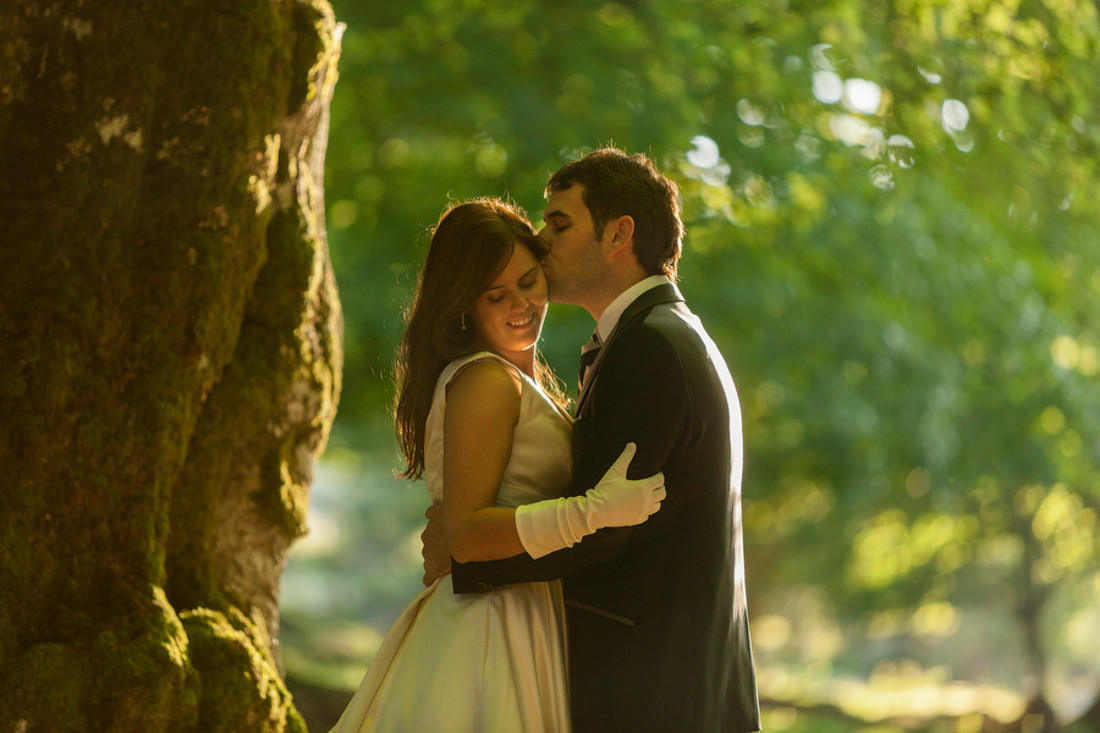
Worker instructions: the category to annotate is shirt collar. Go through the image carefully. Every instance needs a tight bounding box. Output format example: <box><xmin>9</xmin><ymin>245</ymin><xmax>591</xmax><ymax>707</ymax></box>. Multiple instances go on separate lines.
<box><xmin>595</xmin><ymin>275</ymin><xmax>671</xmax><ymax>342</ymax></box>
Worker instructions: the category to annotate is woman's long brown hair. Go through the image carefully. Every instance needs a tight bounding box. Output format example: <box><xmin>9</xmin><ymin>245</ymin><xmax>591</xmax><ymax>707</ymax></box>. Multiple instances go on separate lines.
<box><xmin>394</xmin><ymin>197</ymin><xmax>565</xmax><ymax>480</ymax></box>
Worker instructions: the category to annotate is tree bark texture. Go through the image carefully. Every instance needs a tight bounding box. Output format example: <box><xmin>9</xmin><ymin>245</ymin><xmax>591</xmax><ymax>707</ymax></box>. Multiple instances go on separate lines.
<box><xmin>0</xmin><ymin>1</ymin><xmax>343</xmax><ymax>731</ymax></box>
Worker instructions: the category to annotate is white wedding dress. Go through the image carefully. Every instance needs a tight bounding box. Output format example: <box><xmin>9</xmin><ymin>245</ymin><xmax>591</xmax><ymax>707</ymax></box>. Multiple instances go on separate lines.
<box><xmin>330</xmin><ymin>352</ymin><xmax>573</xmax><ymax>733</ymax></box>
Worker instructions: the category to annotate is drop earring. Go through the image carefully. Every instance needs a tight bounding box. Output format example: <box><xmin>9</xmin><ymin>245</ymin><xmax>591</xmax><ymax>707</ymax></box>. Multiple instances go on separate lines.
<box><xmin>461</xmin><ymin>313</ymin><xmax>468</xmax><ymax>331</ymax></box>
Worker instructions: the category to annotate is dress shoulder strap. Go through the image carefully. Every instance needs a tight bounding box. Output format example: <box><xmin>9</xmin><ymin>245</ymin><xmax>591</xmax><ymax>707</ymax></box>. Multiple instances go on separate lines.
<box><xmin>440</xmin><ymin>351</ymin><xmax>525</xmax><ymax>392</ymax></box>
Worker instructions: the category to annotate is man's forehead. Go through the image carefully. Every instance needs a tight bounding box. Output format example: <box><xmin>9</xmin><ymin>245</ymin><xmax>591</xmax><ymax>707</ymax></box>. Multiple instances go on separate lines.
<box><xmin>543</xmin><ymin>184</ymin><xmax>587</xmax><ymax>219</ymax></box>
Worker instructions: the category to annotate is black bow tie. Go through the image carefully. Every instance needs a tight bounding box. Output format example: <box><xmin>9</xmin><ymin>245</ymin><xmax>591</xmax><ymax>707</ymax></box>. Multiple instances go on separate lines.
<box><xmin>578</xmin><ymin>331</ymin><xmax>601</xmax><ymax>391</ymax></box>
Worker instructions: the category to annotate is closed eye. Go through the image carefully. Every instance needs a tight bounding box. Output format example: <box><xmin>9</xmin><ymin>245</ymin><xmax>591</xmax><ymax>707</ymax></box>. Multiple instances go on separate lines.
<box><xmin>519</xmin><ymin>267</ymin><xmax>540</xmax><ymax>289</ymax></box>
<box><xmin>544</xmin><ymin>211</ymin><xmax>570</xmax><ymax>233</ymax></box>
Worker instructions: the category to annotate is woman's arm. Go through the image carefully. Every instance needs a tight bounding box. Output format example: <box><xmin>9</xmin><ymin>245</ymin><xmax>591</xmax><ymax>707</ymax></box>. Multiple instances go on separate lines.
<box><xmin>448</xmin><ymin>327</ymin><xmax>686</xmax><ymax>591</ymax></box>
<box><xmin>441</xmin><ymin>360</ymin><xmax>526</xmax><ymax>563</ymax></box>
<box><xmin>439</xmin><ymin>358</ymin><xmax>665</xmax><ymax>565</ymax></box>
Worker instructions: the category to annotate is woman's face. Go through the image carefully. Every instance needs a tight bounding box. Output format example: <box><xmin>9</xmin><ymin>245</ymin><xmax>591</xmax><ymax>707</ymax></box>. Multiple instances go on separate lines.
<box><xmin>470</xmin><ymin>242</ymin><xmax>548</xmax><ymax>361</ymax></box>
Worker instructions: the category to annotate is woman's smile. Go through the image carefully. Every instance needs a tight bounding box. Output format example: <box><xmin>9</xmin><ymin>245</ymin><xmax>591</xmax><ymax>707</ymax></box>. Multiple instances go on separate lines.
<box><xmin>507</xmin><ymin>311</ymin><xmax>536</xmax><ymax>329</ymax></box>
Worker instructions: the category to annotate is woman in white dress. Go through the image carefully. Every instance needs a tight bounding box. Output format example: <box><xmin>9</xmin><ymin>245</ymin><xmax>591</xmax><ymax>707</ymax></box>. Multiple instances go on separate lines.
<box><xmin>329</xmin><ymin>198</ymin><xmax>665</xmax><ymax>733</ymax></box>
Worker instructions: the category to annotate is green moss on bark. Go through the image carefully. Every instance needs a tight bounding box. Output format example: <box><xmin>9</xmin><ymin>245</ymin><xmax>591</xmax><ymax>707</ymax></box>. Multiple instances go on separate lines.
<box><xmin>0</xmin><ymin>0</ymin><xmax>343</xmax><ymax>730</ymax></box>
<box><xmin>4</xmin><ymin>587</ymin><xmax>198</xmax><ymax>733</ymax></box>
<box><xmin>182</xmin><ymin>608</ymin><xmax>306</xmax><ymax>733</ymax></box>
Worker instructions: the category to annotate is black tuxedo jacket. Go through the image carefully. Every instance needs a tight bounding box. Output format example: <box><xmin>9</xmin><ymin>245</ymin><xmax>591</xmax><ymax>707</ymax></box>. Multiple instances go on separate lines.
<box><xmin>452</xmin><ymin>283</ymin><xmax>760</xmax><ymax>732</ymax></box>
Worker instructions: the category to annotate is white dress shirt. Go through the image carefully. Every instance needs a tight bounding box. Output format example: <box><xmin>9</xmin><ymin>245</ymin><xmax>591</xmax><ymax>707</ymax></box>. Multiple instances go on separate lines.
<box><xmin>595</xmin><ymin>275</ymin><xmax>671</xmax><ymax>342</ymax></box>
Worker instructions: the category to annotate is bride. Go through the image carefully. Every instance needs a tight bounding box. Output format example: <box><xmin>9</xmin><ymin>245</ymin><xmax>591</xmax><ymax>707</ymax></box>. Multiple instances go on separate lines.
<box><xmin>329</xmin><ymin>197</ymin><xmax>664</xmax><ymax>733</ymax></box>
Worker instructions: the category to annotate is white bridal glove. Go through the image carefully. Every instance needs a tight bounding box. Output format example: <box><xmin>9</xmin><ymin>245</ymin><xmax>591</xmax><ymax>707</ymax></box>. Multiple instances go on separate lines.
<box><xmin>515</xmin><ymin>443</ymin><xmax>666</xmax><ymax>559</ymax></box>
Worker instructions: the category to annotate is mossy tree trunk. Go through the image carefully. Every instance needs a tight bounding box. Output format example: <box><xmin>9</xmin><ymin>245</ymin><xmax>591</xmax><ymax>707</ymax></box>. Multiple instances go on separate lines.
<box><xmin>0</xmin><ymin>1</ymin><xmax>343</xmax><ymax>730</ymax></box>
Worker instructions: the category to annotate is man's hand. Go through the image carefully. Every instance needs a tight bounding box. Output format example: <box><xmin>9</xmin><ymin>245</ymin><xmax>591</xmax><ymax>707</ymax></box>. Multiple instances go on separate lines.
<box><xmin>420</xmin><ymin>503</ymin><xmax>451</xmax><ymax>586</ymax></box>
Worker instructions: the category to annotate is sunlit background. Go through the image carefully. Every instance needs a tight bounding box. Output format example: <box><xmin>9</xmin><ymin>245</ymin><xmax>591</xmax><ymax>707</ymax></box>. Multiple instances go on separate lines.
<box><xmin>278</xmin><ymin>2</ymin><xmax>1100</xmax><ymax>731</ymax></box>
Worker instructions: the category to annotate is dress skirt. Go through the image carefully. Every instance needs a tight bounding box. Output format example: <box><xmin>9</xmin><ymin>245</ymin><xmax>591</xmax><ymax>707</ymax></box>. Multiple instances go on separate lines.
<box><xmin>329</xmin><ymin>573</ymin><xmax>570</xmax><ymax>733</ymax></box>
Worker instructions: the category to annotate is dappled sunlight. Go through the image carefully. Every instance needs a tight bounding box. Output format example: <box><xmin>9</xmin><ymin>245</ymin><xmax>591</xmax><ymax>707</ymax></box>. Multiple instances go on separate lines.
<box><xmin>749</xmin><ymin>478</ymin><xmax>833</xmax><ymax>536</ymax></box>
<box><xmin>1031</xmin><ymin>484</ymin><xmax>1095</xmax><ymax>577</ymax></box>
<box><xmin>681</xmin><ymin>135</ymin><xmax>784</xmax><ymax>225</ymax></box>
<box><xmin>942</xmin><ymin>99</ymin><xmax>970</xmax><ymax>133</ymax></box>
<box><xmin>942</xmin><ymin>98</ymin><xmax>974</xmax><ymax>152</ymax></box>
<box><xmin>685</xmin><ymin>134</ymin><xmax>732</xmax><ymax>186</ymax></box>
<box><xmin>812</xmin><ymin>69</ymin><xmax>844</xmax><ymax>104</ymax></box>
<box><xmin>1052</xmin><ymin>334</ymin><xmax>1100</xmax><ymax>377</ymax></box>
<box><xmin>887</xmin><ymin>134</ymin><xmax>915</xmax><ymax>168</ymax></box>
<box><xmin>843</xmin><ymin>78</ymin><xmax>883</xmax><ymax>116</ymax></box>
<box><xmin>1054</xmin><ymin>604</ymin><xmax>1100</xmax><ymax>717</ymax></box>
<box><xmin>841</xmin><ymin>669</ymin><xmax>1024</xmax><ymax>724</ymax></box>
<box><xmin>910</xmin><ymin>600</ymin><xmax>960</xmax><ymax>640</ymax></box>
<box><xmin>759</xmin><ymin>656</ymin><xmax>1027</xmax><ymax>726</ymax></box>
<box><xmin>761</xmin><ymin>705</ymin><xmax>799</xmax><ymax>731</ymax></box>
<box><xmin>848</xmin><ymin>510</ymin><xmax>977</xmax><ymax>590</ymax></box>
<box><xmin>806</xmin><ymin>39</ymin><xmax>985</xmax><ymax>191</ymax></box>
<box><xmin>754</xmin><ymin>613</ymin><xmax>794</xmax><ymax>652</ymax></box>
<box><xmin>829</xmin><ymin>114</ymin><xmax>886</xmax><ymax>157</ymax></box>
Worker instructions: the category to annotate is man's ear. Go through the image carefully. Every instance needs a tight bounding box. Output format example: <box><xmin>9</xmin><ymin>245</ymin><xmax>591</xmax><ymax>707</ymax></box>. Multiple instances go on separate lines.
<box><xmin>607</xmin><ymin>215</ymin><xmax>635</xmax><ymax>256</ymax></box>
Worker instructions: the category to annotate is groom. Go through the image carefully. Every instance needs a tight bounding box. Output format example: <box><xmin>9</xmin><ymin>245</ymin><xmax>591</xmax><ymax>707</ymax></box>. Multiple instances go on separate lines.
<box><xmin>426</xmin><ymin>148</ymin><xmax>760</xmax><ymax>732</ymax></box>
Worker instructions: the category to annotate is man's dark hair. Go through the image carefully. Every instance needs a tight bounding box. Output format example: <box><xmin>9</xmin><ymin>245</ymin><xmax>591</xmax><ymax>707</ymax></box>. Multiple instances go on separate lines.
<box><xmin>547</xmin><ymin>147</ymin><xmax>683</xmax><ymax>280</ymax></box>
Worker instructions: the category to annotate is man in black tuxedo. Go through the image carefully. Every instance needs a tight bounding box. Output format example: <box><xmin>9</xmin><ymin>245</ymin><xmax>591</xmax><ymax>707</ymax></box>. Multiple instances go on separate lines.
<box><xmin>427</xmin><ymin>148</ymin><xmax>760</xmax><ymax>732</ymax></box>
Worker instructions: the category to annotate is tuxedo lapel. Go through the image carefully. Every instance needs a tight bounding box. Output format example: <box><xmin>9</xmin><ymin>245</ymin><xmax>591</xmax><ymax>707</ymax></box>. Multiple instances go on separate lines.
<box><xmin>575</xmin><ymin>282</ymin><xmax>685</xmax><ymax>413</ymax></box>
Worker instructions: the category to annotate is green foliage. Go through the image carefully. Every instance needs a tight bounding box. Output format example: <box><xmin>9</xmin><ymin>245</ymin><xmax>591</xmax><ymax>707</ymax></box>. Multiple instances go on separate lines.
<box><xmin>310</xmin><ymin>0</ymin><xmax>1100</xmax><ymax>723</ymax></box>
